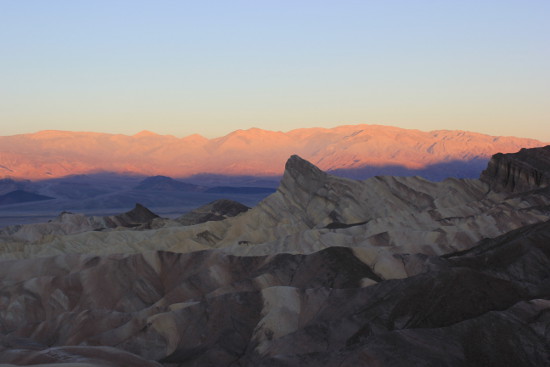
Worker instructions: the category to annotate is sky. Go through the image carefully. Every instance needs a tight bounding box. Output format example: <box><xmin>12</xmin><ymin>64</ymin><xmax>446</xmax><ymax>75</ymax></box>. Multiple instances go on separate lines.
<box><xmin>1</xmin><ymin>0</ymin><xmax>549</xmax><ymax>140</ymax></box>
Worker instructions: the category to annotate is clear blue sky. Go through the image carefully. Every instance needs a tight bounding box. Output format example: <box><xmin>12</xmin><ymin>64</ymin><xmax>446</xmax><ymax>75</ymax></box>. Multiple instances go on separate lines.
<box><xmin>1</xmin><ymin>0</ymin><xmax>549</xmax><ymax>140</ymax></box>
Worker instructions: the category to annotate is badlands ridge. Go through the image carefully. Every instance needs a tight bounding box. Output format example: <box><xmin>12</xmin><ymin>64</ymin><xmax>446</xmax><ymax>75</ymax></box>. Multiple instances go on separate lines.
<box><xmin>0</xmin><ymin>146</ymin><xmax>550</xmax><ymax>366</ymax></box>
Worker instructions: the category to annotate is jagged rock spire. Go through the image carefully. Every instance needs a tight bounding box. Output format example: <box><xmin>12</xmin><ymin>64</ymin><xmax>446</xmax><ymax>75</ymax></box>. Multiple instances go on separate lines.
<box><xmin>282</xmin><ymin>155</ymin><xmax>327</xmax><ymax>186</ymax></box>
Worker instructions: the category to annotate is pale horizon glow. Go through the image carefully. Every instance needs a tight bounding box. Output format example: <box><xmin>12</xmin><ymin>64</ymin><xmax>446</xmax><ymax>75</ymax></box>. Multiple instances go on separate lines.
<box><xmin>1</xmin><ymin>1</ymin><xmax>549</xmax><ymax>141</ymax></box>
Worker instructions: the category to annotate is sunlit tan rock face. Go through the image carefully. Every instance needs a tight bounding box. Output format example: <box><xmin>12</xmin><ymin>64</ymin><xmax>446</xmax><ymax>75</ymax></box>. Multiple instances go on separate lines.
<box><xmin>0</xmin><ymin>124</ymin><xmax>545</xmax><ymax>179</ymax></box>
<box><xmin>1</xmin><ymin>146</ymin><xmax>550</xmax><ymax>366</ymax></box>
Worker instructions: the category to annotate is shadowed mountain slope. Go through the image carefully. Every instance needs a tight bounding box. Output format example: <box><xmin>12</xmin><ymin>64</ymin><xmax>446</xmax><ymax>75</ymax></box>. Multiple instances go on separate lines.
<box><xmin>0</xmin><ymin>190</ymin><xmax>54</xmax><ymax>205</ymax></box>
<box><xmin>134</xmin><ymin>175</ymin><xmax>203</xmax><ymax>192</ymax></box>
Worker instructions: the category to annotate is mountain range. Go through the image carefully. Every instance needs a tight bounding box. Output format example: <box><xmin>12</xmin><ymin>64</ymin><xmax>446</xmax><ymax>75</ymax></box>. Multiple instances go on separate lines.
<box><xmin>0</xmin><ymin>145</ymin><xmax>549</xmax><ymax>366</ymax></box>
<box><xmin>0</xmin><ymin>124</ymin><xmax>545</xmax><ymax>180</ymax></box>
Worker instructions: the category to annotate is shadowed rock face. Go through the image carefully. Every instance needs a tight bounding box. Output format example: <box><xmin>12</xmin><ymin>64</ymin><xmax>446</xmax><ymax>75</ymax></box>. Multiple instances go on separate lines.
<box><xmin>176</xmin><ymin>199</ymin><xmax>250</xmax><ymax>226</ymax></box>
<box><xmin>1</xmin><ymin>146</ymin><xmax>550</xmax><ymax>366</ymax></box>
<box><xmin>106</xmin><ymin>202</ymin><xmax>160</xmax><ymax>227</ymax></box>
<box><xmin>481</xmin><ymin>145</ymin><xmax>550</xmax><ymax>192</ymax></box>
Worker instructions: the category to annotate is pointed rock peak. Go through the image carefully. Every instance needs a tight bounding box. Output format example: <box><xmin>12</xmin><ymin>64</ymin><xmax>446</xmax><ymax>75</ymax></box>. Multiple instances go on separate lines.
<box><xmin>284</xmin><ymin>155</ymin><xmax>327</xmax><ymax>182</ymax></box>
<box><xmin>124</xmin><ymin>203</ymin><xmax>159</xmax><ymax>221</ymax></box>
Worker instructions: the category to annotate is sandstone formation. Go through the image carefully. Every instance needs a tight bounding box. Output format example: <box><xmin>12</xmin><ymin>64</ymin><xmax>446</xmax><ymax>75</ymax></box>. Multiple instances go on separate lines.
<box><xmin>1</xmin><ymin>146</ymin><xmax>550</xmax><ymax>366</ymax></box>
<box><xmin>0</xmin><ymin>124</ymin><xmax>545</xmax><ymax>180</ymax></box>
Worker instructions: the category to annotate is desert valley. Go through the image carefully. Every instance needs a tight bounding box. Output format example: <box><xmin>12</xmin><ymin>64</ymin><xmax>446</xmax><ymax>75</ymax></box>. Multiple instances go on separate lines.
<box><xmin>0</xmin><ymin>124</ymin><xmax>544</xmax><ymax>226</ymax></box>
<box><xmin>3</xmin><ymin>1</ymin><xmax>549</xmax><ymax>365</ymax></box>
<box><xmin>0</xmin><ymin>125</ymin><xmax>549</xmax><ymax>366</ymax></box>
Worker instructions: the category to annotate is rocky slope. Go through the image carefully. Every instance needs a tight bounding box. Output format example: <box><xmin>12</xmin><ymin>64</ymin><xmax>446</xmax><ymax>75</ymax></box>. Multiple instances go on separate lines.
<box><xmin>1</xmin><ymin>145</ymin><xmax>550</xmax><ymax>366</ymax></box>
<box><xmin>0</xmin><ymin>203</ymin><xmax>160</xmax><ymax>243</ymax></box>
<box><xmin>0</xmin><ymin>124</ymin><xmax>545</xmax><ymax>180</ymax></box>
<box><xmin>1</xmin><ymin>227</ymin><xmax>549</xmax><ymax>366</ymax></box>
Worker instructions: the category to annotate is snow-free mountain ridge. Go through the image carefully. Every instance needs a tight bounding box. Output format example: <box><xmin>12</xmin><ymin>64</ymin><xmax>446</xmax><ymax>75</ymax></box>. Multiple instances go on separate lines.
<box><xmin>0</xmin><ymin>124</ymin><xmax>545</xmax><ymax>179</ymax></box>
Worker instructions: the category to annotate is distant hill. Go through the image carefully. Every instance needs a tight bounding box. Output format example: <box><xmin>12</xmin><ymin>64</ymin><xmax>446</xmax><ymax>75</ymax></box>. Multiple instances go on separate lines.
<box><xmin>205</xmin><ymin>186</ymin><xmax>277</xmax><ymax>195</ymax></box>
<box><xmin>0</xmin><ymin>124</ymin><xmax>546</xmax><ymax>180</ymax></box>
<box><xmin>0</xmin><ymin>190</ymin><xmax>54</xmax><ymax>205</ymax></box>
<box><xmin>134</xmin><ymin>175</ymin><xmax>203</xmax><ymax>191</ymax></box>
<box><xmin>0</xmin><ymin>178</ymin><xmax>29</xmax><ymax>195</ymax></box>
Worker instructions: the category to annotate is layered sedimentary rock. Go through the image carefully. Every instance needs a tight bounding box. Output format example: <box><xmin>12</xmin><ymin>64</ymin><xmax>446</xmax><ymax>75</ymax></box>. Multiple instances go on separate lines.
<box><xmin>0</xmin><ymin>203</ymin><xmax>159</xmax><ymax>243</ymax></box>
<box><xmin>481</xmin><ymin>145</ymin><xmax>550</xmax><ymax>192</ymax></box>
<box><xmin>1</xmin><ymin>146</ymin><xmax>550</xmax><ymax>366</ymax></box>
<box><xmin>1</xmin><ymin>226</ymin><xmax>549</xmax><ymax>366</ymax></box>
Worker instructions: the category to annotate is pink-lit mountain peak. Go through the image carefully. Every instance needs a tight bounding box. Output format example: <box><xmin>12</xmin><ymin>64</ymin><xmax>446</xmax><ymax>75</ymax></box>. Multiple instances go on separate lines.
<box><xmin>0</xmin><ymin>124</ymin><xmax>545</xmax><ymax>179</ymax></box>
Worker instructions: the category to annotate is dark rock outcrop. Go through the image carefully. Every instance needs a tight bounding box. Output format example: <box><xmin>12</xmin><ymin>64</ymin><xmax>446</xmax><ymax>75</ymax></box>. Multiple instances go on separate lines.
<box><xmin>176</xmin><ymin>199</ymin><xmax>250</xmax><ymax>225</ymax></box>
<box><xmin>104</xmin><ymin>203</ymin><xmax>160</xmax><ymax>228</ymax></box>
<box><xmin>480</xmin><ymin>145</ymin><xmax>550</xmax><ymax>192</ymax></box>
